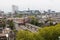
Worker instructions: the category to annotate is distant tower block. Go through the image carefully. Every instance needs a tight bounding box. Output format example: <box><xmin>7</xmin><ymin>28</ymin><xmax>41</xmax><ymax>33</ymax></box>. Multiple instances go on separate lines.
<box><xmin>28</xmin><ymin>8</ymin><xmax>30</xmax><ymax>11</ymax></box>
<box><xmin>0</xmin><ymin>10</ymin><xmax>4</xmax><ymax>17</ymax></box>
<box><xmin>48</xmin><ymin>9</ymin><xmax>51</xmax><ymax>14</ymax></box>
<box><xmin>12</xmin><ymin>5</ymin><xmax>19</xmax><ymax>14</ymax></box>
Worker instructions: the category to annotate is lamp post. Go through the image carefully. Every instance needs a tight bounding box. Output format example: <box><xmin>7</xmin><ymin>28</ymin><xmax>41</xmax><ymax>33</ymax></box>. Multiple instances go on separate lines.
<box><xmin>58</xmin><ymin>36</ymin><xmax>60</xmax><ymax>40</ymax></box>
<box><xmin>6</xmin><ymin>34</ymin><xmax>8</xmax><ymax>40</ymax></box>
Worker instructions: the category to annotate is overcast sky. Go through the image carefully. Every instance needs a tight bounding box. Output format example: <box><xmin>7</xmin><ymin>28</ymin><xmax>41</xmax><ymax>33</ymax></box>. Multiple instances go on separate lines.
<box><xmin>0</xmin><ymin>0</ymin><xmax>60</xmax><ymax>12</ymax></box>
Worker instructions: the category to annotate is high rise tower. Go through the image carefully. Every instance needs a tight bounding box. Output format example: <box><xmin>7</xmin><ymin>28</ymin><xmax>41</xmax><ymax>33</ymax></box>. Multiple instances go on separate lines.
<box><xmin>12</xmin><ymin>5</ymin><xmax>19</xmax><ymax>14</ymax></box>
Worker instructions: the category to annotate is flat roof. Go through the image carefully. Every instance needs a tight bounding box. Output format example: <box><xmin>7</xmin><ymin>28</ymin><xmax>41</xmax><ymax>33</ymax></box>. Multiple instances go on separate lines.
<box><xmin>0</xmin><ymin>34</ymin><xmax>6</xmax><ymax>37</ymax></box>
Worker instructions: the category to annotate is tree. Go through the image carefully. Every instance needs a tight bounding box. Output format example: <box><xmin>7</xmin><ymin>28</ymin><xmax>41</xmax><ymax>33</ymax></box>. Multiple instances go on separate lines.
<box><xmin>7</xmin><ymin>20</ymin><xmax>14</xmax><ymax>30</ymax></box>
<box><xmin>16</xmin><ymin>30</ymin><xmax>35</xmax><ymax>40</ymax></box>
<box><xmin>16</xmin><ymin>24</ymin><xmax>60</xmax><ymax>40</ymax></box>
<box><xmin>0</xmin><ymin>18</ymin><xmax>6</xmax><ymax>28</ymax></box>
<box><xmin>38</xmin><ymin>24</ymin><xmax>60</xmax><ymax>40</ymax></box>
<box><xmin>16</xmin><ymin>30</ymin><xmax>44</xmax><ymax>40</ymax></box>
<box><xmin>29</xmin><ymin>16</ymin><xmax>39</xmax><ymax>26</ymax></box>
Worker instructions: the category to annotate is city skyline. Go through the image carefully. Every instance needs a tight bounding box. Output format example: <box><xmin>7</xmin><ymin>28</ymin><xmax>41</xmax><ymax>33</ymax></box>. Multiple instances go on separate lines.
<box><xmin>0</xmin><ymin>0</ymin><xmax>60</xmax><ymax>12</ymax></box>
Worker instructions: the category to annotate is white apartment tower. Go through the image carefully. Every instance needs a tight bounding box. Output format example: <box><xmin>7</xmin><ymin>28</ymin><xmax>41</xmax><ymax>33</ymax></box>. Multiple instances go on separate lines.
<box><xmin>12</xmin><ymin>5</ymin><xmax>19</xmax><ymax>13</ymax></box>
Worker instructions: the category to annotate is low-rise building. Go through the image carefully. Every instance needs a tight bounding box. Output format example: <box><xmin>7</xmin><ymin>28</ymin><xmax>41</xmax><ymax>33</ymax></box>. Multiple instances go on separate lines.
<box><xmin>13</xmin><ymin>17</ymin><xmax>30</xmax><ymax>26</ymax></box>
<box><xmin>0</xmin><ymin>27</ymin><xmax>12</xmax><ymax>40</ymax></box>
